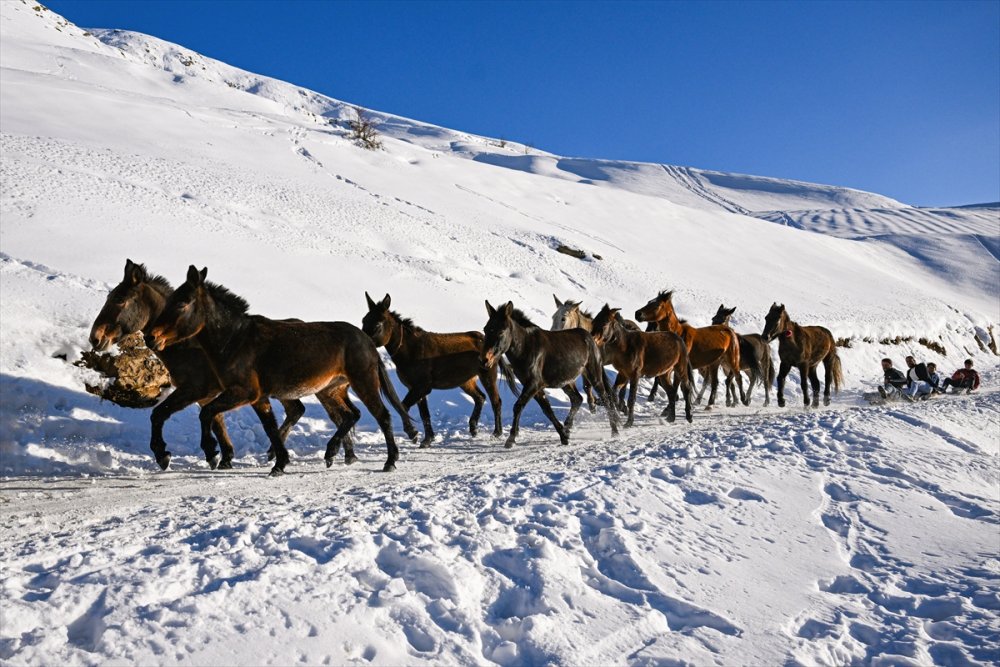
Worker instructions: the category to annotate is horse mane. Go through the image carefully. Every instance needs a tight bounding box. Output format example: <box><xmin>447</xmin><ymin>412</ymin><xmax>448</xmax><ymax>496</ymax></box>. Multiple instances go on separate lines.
<box><xmin>580</xmin><ymin>307</ymin><xmax>594</xmax><ymax>320</ymax></box>
<box><xmin>204</xmin><ymin>281</ymin><xmax>250</xmax><ymax>315</ymax></box>
<box><xmin>657</xmin><ymin>289</ymin><xmax>673</xmax><ymax>301</ymax></box>
<box><xmin>130</xmin><ymin>262</ymin><xmax>173</xmax><ymax>296</ymax></box>
<box><xmin>390</xmin><ymin>310</ymin><xmax>424</xmax><ymax>334</ymax></box>
<box><xmin>510</xmin><ymin>308</ymin><xmax>538</xmax><ymax>329</ymax></box>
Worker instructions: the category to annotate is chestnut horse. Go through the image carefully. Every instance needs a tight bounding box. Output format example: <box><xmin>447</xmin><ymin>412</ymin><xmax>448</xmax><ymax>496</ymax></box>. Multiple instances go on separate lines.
<box><xmin>591</xmin><ymin>305</ymin><xmax>694</xmax><ymax>426</ymax></box>
<box><xmin>761</xmin><ymin>303</ymin><xmax>842</xmax><ymax>408</ymax></box>
<box><xmin>362</xmin><ymin>292</ymin><xmax>504</xmax><ymax>446</ymax></box>
<box><xmin>635</xmin><ymin>291</ymin><xmax>752</xmax><ymax>409</ymax></box>
<box><xmin>711</xmin><ymin>304</ymin><xmax>775</xmax><ymax>407</ymax></box>
<box><xmin>148</xmin><ymin>266</ymin><xmax>418</xmax><ymax>475</ymax></box>
<box><xmin>482</xmin><ymin>301</ymin><xmax>619</xmax><ymax>448</ymax></box>
<box><xmin>89</xmin><ymin>259</ymin><xmax>308</xmax><ymax>470</ymax></box>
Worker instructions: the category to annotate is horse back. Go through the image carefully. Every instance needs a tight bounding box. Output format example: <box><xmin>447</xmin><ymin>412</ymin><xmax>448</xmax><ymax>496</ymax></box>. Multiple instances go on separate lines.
<box><xmin>523</xmin><ymin>328</ymin><xmax>592</xmax><ymax>388</ymax></box>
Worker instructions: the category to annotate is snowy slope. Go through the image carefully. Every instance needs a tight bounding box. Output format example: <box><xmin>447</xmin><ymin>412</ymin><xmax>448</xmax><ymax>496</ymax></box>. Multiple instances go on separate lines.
<box><xmin>1</xmin><ymin>2</ymin><xmax>998</xmax><ymax>665</ymax></box>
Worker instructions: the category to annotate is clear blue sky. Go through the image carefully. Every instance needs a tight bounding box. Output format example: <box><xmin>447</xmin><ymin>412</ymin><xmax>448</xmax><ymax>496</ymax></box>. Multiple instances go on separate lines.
<box><xmin>44</xmin><ymin>0</ymin><xmax>1000</xmax><ymax>206</ymax></box>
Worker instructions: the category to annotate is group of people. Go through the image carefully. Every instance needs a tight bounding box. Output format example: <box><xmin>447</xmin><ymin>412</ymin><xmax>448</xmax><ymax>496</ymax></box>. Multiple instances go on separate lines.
<box><xmin>879</xmin><ymin>356</ymin><xmax>981</xmax><ymax>401</ymax></box>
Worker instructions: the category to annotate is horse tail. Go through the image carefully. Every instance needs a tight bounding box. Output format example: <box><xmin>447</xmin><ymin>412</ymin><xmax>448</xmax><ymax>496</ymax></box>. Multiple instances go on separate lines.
<box><xmin>585</xmin><ymin>337</ymin><xmax>619</xmax><ymax>425</ymax></box>
<box><xmin>743</xmin><ymin>336</ymin><xmax>763</xmax><ymax>384</ymax></box>
<box><xmin>831</xmin><ymin>350</ymin><xmax>843</xmax><ymax>394</ymax></box>
<box><xmin>376</xmin><ymin>355</ymin><xmax>417</xmax><ymax>434</ymax></box>
<box><xmin>497</xmin><ymin>357</ymin><xmax>521</xmax><ymax>398</ymax></box>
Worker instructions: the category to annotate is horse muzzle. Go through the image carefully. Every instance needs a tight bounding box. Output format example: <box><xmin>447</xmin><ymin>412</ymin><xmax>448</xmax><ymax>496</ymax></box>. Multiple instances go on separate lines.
<box><xmin>146</xmin><ymin>329</ymin><xmax>169</xmax><ymax>352</ymax></box>
<box><xmin>635</xmin><ymin>310</ymin><xmax>648</xmax><ymax>322</ymax></box>
<box><xmin>481</xmin><ymin>350</ymin><xmax>498</xmax><ymax>368</ymax></box>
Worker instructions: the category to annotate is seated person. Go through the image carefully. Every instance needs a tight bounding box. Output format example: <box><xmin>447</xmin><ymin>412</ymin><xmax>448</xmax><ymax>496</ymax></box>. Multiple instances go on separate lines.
<box><xmin>901</xmin><ymin>355</ymin><xmax>932</xmax><ymax>400</ymax></box>
<box><xmin>941</xmin><ymin>359</ymin><xmax>981</xmax><ymax>393</ymax></box>
<box><xmin>878</xmin><ymin>358</ymin><xmax>908</xmax><ymax>399</ymax></box>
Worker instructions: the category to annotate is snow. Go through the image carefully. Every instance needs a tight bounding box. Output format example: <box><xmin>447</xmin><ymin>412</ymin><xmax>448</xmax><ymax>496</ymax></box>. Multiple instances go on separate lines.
<box><xmin>1</xmin><ymin>2</ymin><xmax>998</xmax><ymax>665</ymax></box>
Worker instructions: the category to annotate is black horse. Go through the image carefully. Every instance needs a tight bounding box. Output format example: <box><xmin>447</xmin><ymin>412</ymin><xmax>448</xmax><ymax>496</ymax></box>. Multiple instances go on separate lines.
<box><xmin>481</xmin><ymin>300</ymin><xmax>618</xmax><ymax>448</ymax></box>
<box><xmin>148</xmin><ymin>266</ymin><xmax>418</xmax><ymax>475</ymax></box>
<box><xmin>710</xmin><ymin>304</ymin><xmax>775</xmax><ymax>407</ymax></box>
<box><xmin>362</xmin><ymin>292</ymin><xmax>504</xmax><ymax>446</ymax></box>
<box><xmin>89</xmin><ymin>259</ymin><xmax>306</xmax><ymax>470</ymax></box>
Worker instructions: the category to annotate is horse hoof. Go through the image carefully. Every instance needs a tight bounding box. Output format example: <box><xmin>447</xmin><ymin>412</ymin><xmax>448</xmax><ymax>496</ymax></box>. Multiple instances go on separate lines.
<box><xmin>324</xmin><ymin>457</ymin><xmax>334</xmax><ymax>468</ymax></box>
<box><xmin>419</xmin><ymin>439</ymin><xmax>433</xmax><ymax>449</ymax></box>
<box><xmin>665</xmin><ymin>414</ymin><xmax>675</xmax><ymax>423</ymax></box>
<box><xmin>405</xmin><ymin>429</ymin><xmax>420</xmax><ymax>443</ymax></box>
<box><xmin>269</xmin><ymin>467</ymin><xmax>285</xmax><ymax>477</ymax></box>
<box><xmin>217</xmin><ymin>459</ymin><xmax>233</xmax><ymax>470</ymax></box>
<box><xmin>382</xmin><ymin>462</ymin><xmax>397</xmax><ymax>472</ymax></box>
<box><xmin>345</xmin><ymin>454</ymin><xmax>358</xmax><ymax>465</ymax></box>
<box><xmin>686</xmin><ymin>414</ymin><xmax>693</xmax><ymax>423</ymax></box>
<box><xmin>208</xmin><ymin>454</ymin><xmax>221</xmax><ymax>470</ymax></box>
<box><xmin>156</xmin><ymin>453</ymin><xmax>172</xmax><ymax>471</ymax></box>
<box><xmin>824</xmin><ymin>398</ymin><xmax>831</xmax><ymax>406</ymax></box>
<box><xmin>777</xmin><ymin>400</ymin><xmax>786</xmax><ymax>408</ymax></box>
<box><xmin>492</xmin><ymin>429</ymin><xmax>503</xmax><ymax>438</ymax></box>
<box><xmin>504</xmin><ymin>440</ymin><xmax>515</xmax><ymax>449</ymax></box>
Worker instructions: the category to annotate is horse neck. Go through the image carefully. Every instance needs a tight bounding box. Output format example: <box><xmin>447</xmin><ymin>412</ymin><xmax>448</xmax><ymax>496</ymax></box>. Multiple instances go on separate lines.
<box><xmin>385</xmin><ymin>315</ymin><xmax>414</xmax><ymax>359</ymax></box>
<box><xmin>504</xmin><ymin>318</ymin><xmax>532</xmax><ymax>362</ymax></box>
<box><xmin>197</xmin><ymin>294</ymin><xmax>249</xmax><ymax>359</ymax></box>
<box><xmin>659</xmin><ymin>305</ymin><xmax>683</xmax><ymax>335</ymax></box>
<box><xmin>138</xmin><ymin>283</ymin><xmax>168</xmax><ymax>335</ymax></box>
<box><xmin>578</xmin><ymin>311</ymin><xmax>593</xmax><ymax>332</ymax></box>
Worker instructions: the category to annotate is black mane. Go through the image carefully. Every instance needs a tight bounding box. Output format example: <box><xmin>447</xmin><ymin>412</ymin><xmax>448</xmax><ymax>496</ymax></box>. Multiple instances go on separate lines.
<box><xmin>657</xmin><ymin>289</ymin><xmax>674</xmax><ymax>301</ymax></box>
<box><xmin>510</xmin><ymin>308</ymin><xmax>538</xmax><ymax>329</ymax></box>
<box><xmin>205</xmin><ymin>281</ymin><xmax>250</xmax><ymax>315</ymax></box>
<box><xmin>390</xmin><ymin>310</ymin><xmax>424</xmax><ymax>334</ymax></box>
<box><xmin>131</xmin><ymin>262</ymin><xmax>173</xmax><ymax>296</ymax></box>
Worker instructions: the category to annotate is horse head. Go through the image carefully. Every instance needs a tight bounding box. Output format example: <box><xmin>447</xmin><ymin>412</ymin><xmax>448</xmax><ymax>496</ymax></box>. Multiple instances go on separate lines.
<box><xmin>711</xmin><ymin>304</ymin><xmax>737</xmax><ymax>326</ymax></box>
<box><xmin>550</xmin><ymin>295</ymin><xmax>583</xmax><ymax>331</ymax></box>
<box><xmin>89</xmin><ymin>259</ymin><xmax>168</xmax><ymax>351</ymax></box>
<box><xmin>590</xmin><ymin>304</ymin><xmax>622</xmax><ymax>346</ymax></box>
<box><xmin>762</xmin><ymin>302</ymin><xmax>788</xmax><ymax>341</ymax></box>
<box><xmin>362</xmin><ymin>292</ymin><xmax>394</xmax><ymax>347</ymax></box>
<box><xmin>482</xmin><ymin>300</ymin><xmax>515</xmax><ymax>368</ymax></box>
<box><xmin>635</xmin><ymin>290</ymin><xmax>674</xmax><ymax>324</ymax></box>
<box><xmin>147</xmin><ymin>265</ymin><xmax>210</xmax><ymax>352</ymax></box>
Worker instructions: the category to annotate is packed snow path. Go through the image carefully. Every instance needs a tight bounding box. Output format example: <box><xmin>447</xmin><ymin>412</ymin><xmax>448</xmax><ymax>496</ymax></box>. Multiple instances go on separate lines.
<box><xmin>2</xmin><ymin>392</ymin><xmax>997</xmax><ymax>666</ymax></box>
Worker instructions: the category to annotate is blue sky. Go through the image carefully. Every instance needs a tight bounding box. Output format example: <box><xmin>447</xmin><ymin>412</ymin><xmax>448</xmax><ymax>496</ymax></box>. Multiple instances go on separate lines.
<box><xmin>44</xmin><ymin>0</ymin><xmax>1000</xmax><ymax>206</ymax></box>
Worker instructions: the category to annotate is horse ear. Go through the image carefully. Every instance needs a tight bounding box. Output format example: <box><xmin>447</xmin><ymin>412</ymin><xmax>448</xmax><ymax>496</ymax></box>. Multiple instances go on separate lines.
<box><xmin>365</xmin><ymin>292</ymin><xmax>377</xmax><ymax>310</ymax></box>
<box><xmin>124</xmin><ymin>258</ymin><xmax>135</xmax><ymax>281</ymax></box>
<box><xmin>553</xmin><ymin>294</ymin><xmax>563</xmax><ymax>308</ymax></box>
<box><xmin>611</xmin><ymin>307</ymin><xmax>621</xmax><ymax>315</ymax></box>
<box><xmin>570</xmin><ymin>300</ymin><xmax>581</xmax><ymax>309</ymax></box>
<box><xmin>125</xmin><ymin>259</ymin><xmax>144</xmax><ymax>285</ymax></box>
<box><xmin>381</xmin><ymin>294</ymin><xmax>391</xmax><ymax>309</ymax></box>
<box><xmin>186</xmin><ymin>265</ymin><xmax>206</xmax><ymax>287</ymax></box>
<box><xmin>502</xmin><ymin>301</ymin><xmax>514</xmax><ymax>317</ymax></box>
<box><xmin>485</xmin><ymin>300</ymin><xmax>496</xmax><ymax>317</ymax></box>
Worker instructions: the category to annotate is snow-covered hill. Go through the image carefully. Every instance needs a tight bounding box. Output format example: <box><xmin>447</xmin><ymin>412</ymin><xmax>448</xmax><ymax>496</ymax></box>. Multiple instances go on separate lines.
<box><xmin>1</xmin><ymin>2</ymin><xmax>997</xmax><ymax>665</ymax></box>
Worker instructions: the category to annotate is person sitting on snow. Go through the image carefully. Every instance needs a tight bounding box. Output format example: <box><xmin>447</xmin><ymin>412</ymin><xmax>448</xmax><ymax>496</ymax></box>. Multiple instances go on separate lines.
<box><xmin>901</xmin><ymin>355</ymin><xmax>933</xmax><ymax>400</ymax></box>
<box><xmin>941</xmin><ymin>359</ymin><xmax>981</xmax><ymax>394</ymax></box>
<box><xmin>878</xmin><ymin>358</ymin><xmax>908</xmax><ymax>399</ymax></box>
<box><xmin>926</xmin><ymin>363</ymin><xmax>941</xmax><ymax>394</ymax></box>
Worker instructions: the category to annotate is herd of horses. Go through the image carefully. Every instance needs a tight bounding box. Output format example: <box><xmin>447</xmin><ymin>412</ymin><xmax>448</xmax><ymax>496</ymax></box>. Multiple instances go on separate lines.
<box><xmin>89</xmin><ymin>260</ymin><xmax>843</xmax><ymax>476</ymax></box>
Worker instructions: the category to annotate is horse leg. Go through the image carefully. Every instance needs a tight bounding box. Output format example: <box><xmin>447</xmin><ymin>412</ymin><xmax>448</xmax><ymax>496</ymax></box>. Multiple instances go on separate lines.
<box><xmin>822</xmin><ymin>357</ymin><xmax>833</xmax><ymax>406</ymax></box>
<box><xmin>199</xmin><ymin>387</ymin><xmax>256</xmax><ymax>472</ymax></box>
<box><xmin>316</xmin><ymin>390</ymin><xmax>359</xmax><ymax>465</ymax></box>
<box><xmin>400</xmin><ymin>387</ymin><xmax>431</xmax><ymax>445</ymax></box>
<box><xmin>706</xmin><ymin>367</ymin><xmax>720</xmax><ymax>410</ymax></box>
<box><xmin>693</xmin><ymin>369</ymin><xmax>709</xmax><ymax>405</ymax></box>
<box><xmin>249</xmin><ymin>399</ymin><xmax>288</xmax><ymax>474</ymax></box>
<box><xmin>582</xmin><ymin>375</ymin><xmax>596</xmax><ymax>413</ymax></box>
<box><xmin>351</xmin><ymin>374</ymin><xmax>400</xmax><ymax>472</ymax></box>
<box><xmin>623</xmin><ymin>372</ymin><xmax>639</xmax><ymax>427</ymax></box>
<box><xmin>616</xmin><ymin>373</ymin><xmax>628</xmax><ymax>413</ymax></box>
<box><xmin>680</xmin><ymin>366</ymin><xmax>694</xmax><ymax>423</ymax></box>
<box><xmin>562</xmin><ymin>383</ymin><xmax>584</xmax><ymax>431</ymax></box>
<box><xmin>211</xmin><ymin>414</ymin><xmax>237</xmax><ymax>469</ymax></box>
<box><xmin>809</xmin><ymin>365</ymin><xmax>821</xmax><ymax>408</ymax></box>
<box><xmin>734</xmin><ymin>365</ymin><xmax>749</xmax><ymax>407</ymax></box>
<box><xmin>416</xmin><ymin>397</ymin><xmax>436</xmax><ymax>448</ymax></box>
<box><xmin>659</xmin><ymin>371</ymin><xmax>677</xmax><ymax>423</ymax></box>
<box><xmin>460</xmin><ymin>379</ymin><xmax>486</xmax><ymax>439</ymax></box>
<box><xmin>647</xmin><ymin>377</ymin><xmax>659</xmax><ymax>402</ymax></box>
<box><xmin>505</xmin><ymin>381</ymin><xmax>539</xmax><ymax>448</ymax></box>
<box><xmin>149</xmin><ymin>384</ymin><xmax>208</xmax><ymax>470</ymax></box>
<box><xmin>764</xmin><ymin>355</ymin><xmax>773</xmax><ymax>407</ymax></box>
<box><xmin>798</xmin><ymin>364</ymin><xmax>811</xmax><ymax>408</ymax></box>
<box><xmin>478</xmin><ymin>367</ymin><xmax>503</xmax><ymax>438</ymax></box>
<box><xmin>776</xmin><ymin>361</ymin><xmax>791</xmax><ymax>408</ymax></box>
<box><xmin>534</xmin><ymin>391</ymin><xmax>569</xmax><ymax>445</ymax></box>
<box><xmin>276</xmin><ymin>399</ymin><xmax>305</xmax><ymax>445</ymax></box>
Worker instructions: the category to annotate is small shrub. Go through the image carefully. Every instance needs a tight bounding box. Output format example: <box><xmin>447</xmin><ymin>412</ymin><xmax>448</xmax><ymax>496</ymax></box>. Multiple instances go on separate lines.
<box><xmin>835</xmin><ymin>337</ymin><xmax>852</xmax><ymax>348</ymax></box>
<box><xmin>348</xmin><ymin>106</ymin><xmax>383</xmax><ymax>150</ymax></box>
<box><xmin>917</xmin><ymin>337</ymin><xmax>947</xmax><ymax>356</ymax></box>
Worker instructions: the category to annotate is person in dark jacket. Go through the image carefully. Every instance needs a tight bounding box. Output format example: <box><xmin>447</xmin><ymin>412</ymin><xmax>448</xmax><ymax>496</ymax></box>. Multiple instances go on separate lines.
<box><xmin>878</xmin><ymin>358</ymin><xmax>908</xmax><ymax>399</ymax></box>
<box><xmin>941</xmin><ymin>359</ymin><xmax>981</xmax><ymax>393</ymax></box>
<box><xmin>901</xmin><ymin>356</ymin><xmax>933</xmax><ymax>400</ymax></box>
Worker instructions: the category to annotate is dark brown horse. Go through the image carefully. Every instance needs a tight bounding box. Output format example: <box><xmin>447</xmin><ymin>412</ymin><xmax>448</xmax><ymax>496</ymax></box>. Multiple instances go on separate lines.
<box><xmin>635</xmin><ymin>291</ymin><xmax>751</xmax><ymax>408</ymax></box>
<box><xmin>148</xmin><ymin>266</ymin><xmax>418</xmax><ymax>475</ymax></box>
<box><xmin>89</xmin><ymin>259</ymin><xmax>308</xmax><ymax>470</ymax></box>
<box><xmin>711</xmin><ymin>304</ymin><xmax>775</xmax><ymax>407</ymax></box>
<box><xmin>482</xmin><ymin>301</ymin><xmax>618</xmax><ymax>448</ymax></box>
<box><xmin>591</xmin><ymin>305</ymin><xmax>694</xmax><ymax>426</ymax></box>
<box><xmin>362</xmin><ymin>292</ymin><xmax>504</xmax><ymax>446</ymax></box>
<box><xmin>761</xmin><ymin>303</ymin><xmax>843</xmax><ymax>408</ymax></box>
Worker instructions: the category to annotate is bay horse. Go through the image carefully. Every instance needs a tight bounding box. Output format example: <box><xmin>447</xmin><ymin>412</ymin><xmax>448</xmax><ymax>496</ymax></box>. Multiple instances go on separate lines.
<box><xmin>362</xmin><ymin>292</ymin><xmax>504</xmax><ymax>447</ymax></box>
<box><xmin>635</xmin><ymin>291</ymin><xmax>753</xmax><ymax>409</ymax></box>
<box><xmin>590</xmin><ymin>305</ymin><xmax>694</xmax><ymax>426</ymax></box>
<box><xmin>761</xmin><ymin>303</ymin><xmax>843</xmax><ymax>408</ymax></box>
<box><xmin>89</xmin><ymin>259</ymin><xmax>309</xmax><ymax>470</ymax></box>
<box><xmin>148</xmin><ymin>266</ymin><xmax>418</xmax><ymax>475</ymax></box>
<box><xmin>710</xmin><ymin>304</ymin><xmax>775</xmax><ymax>407</ymax></box>
<box><xmin>482</xmin><ymin>300</ymin><xmax>619</xmax><ymax>448</ymax></box>
<box><xmin>550</xmin><ymin>294</ymin><xmax>639</xmax><ymax>412</ymax></box>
